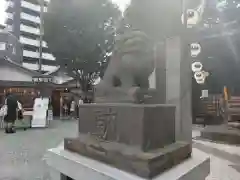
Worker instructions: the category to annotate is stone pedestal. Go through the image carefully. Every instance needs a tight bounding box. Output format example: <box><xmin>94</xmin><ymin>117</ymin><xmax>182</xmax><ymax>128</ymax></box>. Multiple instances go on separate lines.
<box><xmin>77</xmin><ymin>104</ymin><xmax>176</xmax><ymax>151</ymax></box>
<box><xmin>44</xmin><ymin>144</ymin><xmax>210</xmax><ymax>180</ymax></box>
<box><xmin>64</xmin><ymin>104</ymin><xmax>191</xmax><ymax>178</ymax></box>
<box><xmin>200</xmin><ymin>125</ymin><xmax>240</xmax><ymax>144</ymax></box>
<box><xmin>65</xmin><ymin>137</ymin><xmax>191</xmax><ymax>178</ymax></box>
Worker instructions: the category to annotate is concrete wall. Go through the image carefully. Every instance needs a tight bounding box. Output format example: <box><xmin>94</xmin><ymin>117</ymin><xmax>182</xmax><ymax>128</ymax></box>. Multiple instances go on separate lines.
<box><xmin>0</xmin><ymin>32</ymin><xmax>23</xmax><ymax>64</ymax></box>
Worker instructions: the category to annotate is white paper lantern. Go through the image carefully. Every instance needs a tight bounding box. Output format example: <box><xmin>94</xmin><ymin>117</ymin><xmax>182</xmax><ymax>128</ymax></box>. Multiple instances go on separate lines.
<box><xmin>191</xmin><ymin>43</ymin><xmax>201</xmax><ymax>57</ymax></box>
<box><xmin>194</xmin><ymin>71</ymin><xmax>204</xmax><ymax>80</ymax></box>
<box><xmin>192</xmin><ymin>62</ymin><xmax>203</xmax><ymax>72</ymax></box>
<box><xmin>182</xmin><ymin>9</ymin><xmax>201</xmax><ymax>28</ymax></box>
<box><xmin>194</xmin><ymin>71</ymin><xmax>209</xmax><ymax>84</ymax></box>
<box><xmin>196</xmin><ymin>78</ymin><xmax>205</xmax><ymax>84</ymax></box>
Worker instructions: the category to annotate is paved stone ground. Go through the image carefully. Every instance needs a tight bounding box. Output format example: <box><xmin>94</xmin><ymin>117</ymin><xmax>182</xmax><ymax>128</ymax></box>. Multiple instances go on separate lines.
<box><xmin>0</xmin><ymin>121</ymin><xmax>240</xmax><ymax>180</ymax></box>
<box><xmin>193</xmin><ymin>125</ymin><xmax>240</xmax><ymax>180</ymax></box>
<box><xmin>0</xmin><ymin>120</ymin><xmax>78</xmax><ymax>180</ymax></box>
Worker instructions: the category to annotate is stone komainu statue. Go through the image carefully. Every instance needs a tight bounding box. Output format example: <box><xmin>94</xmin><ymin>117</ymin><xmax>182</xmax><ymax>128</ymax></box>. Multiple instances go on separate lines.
<box><xmin>95</xmin><ymin>29</ymin><xmax>155</xmax><ymax>103</ymax></box>
<box><xmin>95</xmin><ymin>0</ymin><xmax>206</xmax><ymax>104</ymax></box>
<box><xmin>114</xmin><ymin>30</ymin><xmax>154</xmax><ymax>88</ymax></box>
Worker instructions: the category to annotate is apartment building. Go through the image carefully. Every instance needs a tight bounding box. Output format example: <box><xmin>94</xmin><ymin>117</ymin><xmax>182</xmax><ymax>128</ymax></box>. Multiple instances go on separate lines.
<box><xmin>5</xmin><ymin>0</ymin><xmax>57</xmax><ymax>73</ymax></box>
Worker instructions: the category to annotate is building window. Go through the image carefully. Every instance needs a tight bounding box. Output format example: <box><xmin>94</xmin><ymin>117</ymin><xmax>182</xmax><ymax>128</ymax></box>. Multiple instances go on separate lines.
<box><xmin>7</xmin><ymin>1</ymin><xmax>14</xmax><ymax>8</ymax></box>
<box><xmin>7</xmin><ymin>44</ymin><xmax>16</xmax><ymax>55</ymax></box>
<box><xmin>7</xmin><ymin>43</ymin><xmax>13</xmax><ymax>50</ymax></box>
<box><xmin>6</xmin><ymin>25</ymin><xmax>13</xmax><ymax>32</ymax></box>
<box><xmin>0</xmin><ymin>42</ymin><xmax>6</xmax><ymax>50</ymax></box>
<box><xmin>12</xmin><ymin>47</ymin><xmax>16</xmax><ymax>54</ymax></box>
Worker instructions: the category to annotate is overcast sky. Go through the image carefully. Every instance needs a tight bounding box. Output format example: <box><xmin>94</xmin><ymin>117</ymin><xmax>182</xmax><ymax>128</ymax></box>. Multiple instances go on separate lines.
<box><xmin>0</xmin><ymin>0</ymin><xmax>131</xmax><ymax>25</ymax></box>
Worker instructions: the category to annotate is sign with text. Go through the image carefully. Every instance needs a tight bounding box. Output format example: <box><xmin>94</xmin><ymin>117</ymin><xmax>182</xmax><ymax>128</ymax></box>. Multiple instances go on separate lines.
<box><xmin>92</xmin><ymin>108</ymin><xmax>117</xmax><ymax>141</ymax></box>
<box><xmin>32</xmin><ymin>98</ymin><xmax>49</xmax><ymax>128</ymax></box>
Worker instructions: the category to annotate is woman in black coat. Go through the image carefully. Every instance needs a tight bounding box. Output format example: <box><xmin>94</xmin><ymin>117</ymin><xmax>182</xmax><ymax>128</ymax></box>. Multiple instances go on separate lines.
<box><xmin>4</xmin><ymin>93</ymin><xmax>18</xmax><ymax>133</ymax></box>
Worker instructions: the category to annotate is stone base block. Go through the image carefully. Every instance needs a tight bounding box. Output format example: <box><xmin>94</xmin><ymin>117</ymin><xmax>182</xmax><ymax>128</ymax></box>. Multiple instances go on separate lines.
<box><xmin>44</xmin><ymin>144</ymin><xmax>210</xmax><ymax>180</ymax></box>
<box><xmin>201</xmin><ymin>125</ymin><xmax>240</xmax><ymax>144</ymax></box>
<box><xmin>64</xmin><ymin>136</ymin><xmax>191</xmax><ymax>179</ymax></box>
<box><xmin>78</xmin><ymin>104</ymin><xmax>176</xmax><ymax>152</ymax></box>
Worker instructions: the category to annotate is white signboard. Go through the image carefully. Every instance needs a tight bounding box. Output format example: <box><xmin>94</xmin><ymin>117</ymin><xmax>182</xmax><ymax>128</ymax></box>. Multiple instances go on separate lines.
<box><xmin>32</xmin><ymin>98</ymin><xmax>49</xmax><ymax>128</ymax></box>
<box><xmin>149</xmin><ymin>69</ymin><xmax>156</xmax><ymax>89</ymax></box>
<box><xmin>201</xmin><ymin>90</ymin><xmax>209</xmax><ymax>99</ymax></box>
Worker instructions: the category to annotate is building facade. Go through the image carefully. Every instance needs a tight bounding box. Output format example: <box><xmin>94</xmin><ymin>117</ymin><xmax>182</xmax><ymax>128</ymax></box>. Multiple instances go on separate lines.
<box><xmin>5</xmin><ymin>0</ymin><xmax>57</xmax><ymax>73</ymax></box>
<box><xmin>0</xmin><ymin>31</ymin><xmax>23</xmax><ymax>64</ymax></box>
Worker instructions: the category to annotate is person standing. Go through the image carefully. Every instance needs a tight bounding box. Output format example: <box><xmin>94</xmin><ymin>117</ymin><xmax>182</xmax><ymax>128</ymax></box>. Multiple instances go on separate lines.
<box><xmin>77</xmin><ymin>97</ymin><xmax>84</xmax><ymax>119</ymax></box>
<box><xmin>4</xmin><ymin>92</ymin><xmax>18</xmax><ymax>134</ymax></box>
<box><xmin>78</xmin><ymin>97</ymin><xmax>84</xmax><ymax>106</ymax></box>
<box><xmin>63</xmin><ymin>103</ymin><xmax>68</xmax><ymax>118</ymax></box>
<box><xmin>70</xmin><ymin>99</ymin><xmax>76</xmax><ymax>119</ymax></box>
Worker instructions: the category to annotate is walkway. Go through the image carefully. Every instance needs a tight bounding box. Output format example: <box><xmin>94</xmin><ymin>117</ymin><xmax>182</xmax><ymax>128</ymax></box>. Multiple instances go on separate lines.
<box><xmin>193</xmin><ymin>125</ymin><xmax>240</xmax><ymax>180</ymax></box>
<box><xmin>0</xmin><ymin>122</ymin><xmax>240</xmax><ymax>180</ymax></box>
<box><xmin>0</xmin><ymin>120</ymin><xmax>77</xmax><ymax>180</ymax></box>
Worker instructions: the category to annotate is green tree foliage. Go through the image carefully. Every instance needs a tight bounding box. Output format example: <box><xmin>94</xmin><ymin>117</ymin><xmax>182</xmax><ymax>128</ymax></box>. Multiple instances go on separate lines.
<box><xmin>44</xmin><ymin>0</ymin><xmax>120</xmax><ymax>92</ymax></box>
<box><xmin>123</xmin><ymin>0</ymin><xmax>183</xmax><ymax>41</ymax></box>
<box><xmin>198</xmin><ymin>0</ymin><xmax>240</xmax><ymax>94</ymax></box>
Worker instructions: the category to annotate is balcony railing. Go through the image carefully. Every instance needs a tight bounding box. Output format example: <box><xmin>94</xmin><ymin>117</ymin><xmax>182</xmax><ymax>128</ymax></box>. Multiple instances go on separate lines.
<box><xmin>5</xmin><ymin>1</ymin><xmax>14</xmax><ymax>13</ymax></box>
<box><xmin>23</xmin><ymin>50</ymin><xmax>40</xmax><ymax>58</ymax></box>
<box><xmin>21</xmin><ymin>1</ymin><xmax>48</xmax><ymax>13</ymax></box>
<box><xmin>20</xmin><ymin>24</ymin><xmax>40</xmax><ymax>35</ymax></box>
<box><xmin>20</xmin><ymin>36</ymin><xmax>47</xmax><ymax>48</ymax></box>
<box><xmin>6</xmin><ymin>1</ymin><xmax>14</xmax><ymax>8</ymax></box>
<box><xmin>21</xmin><ymin>13</ymin><xmax>41</xmax><ymax>24</ymax></box>
<box><xmin>6</xmin><ymin>25</ymin><xmax>13</xmax><ymax>32</ymax></box>
<box><xmin>7</xmin><ymin>13</ymin><xmax>13</xmax><ymax>19</ymax></box>
<box><xmin>23</xmin><ymin>62</ymin><xmax>58</xmax><ymax>72</ymax></box>
<box><xmin>23</xmin><ymin>50</ymin><xmax>55</xmax><ymax>61</ymax></box>
<box><xmin>42</xmin><ymin>53</ymin><xmax>55</xmax><ymax>61</ymax></box>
